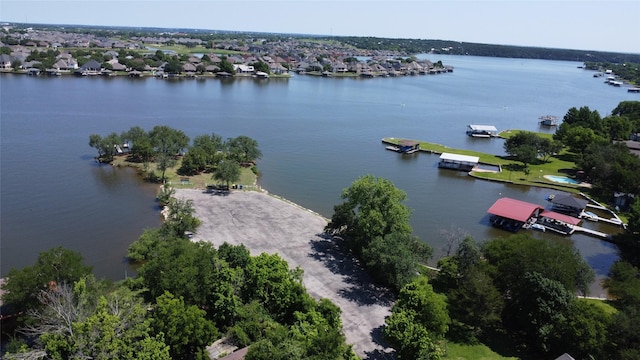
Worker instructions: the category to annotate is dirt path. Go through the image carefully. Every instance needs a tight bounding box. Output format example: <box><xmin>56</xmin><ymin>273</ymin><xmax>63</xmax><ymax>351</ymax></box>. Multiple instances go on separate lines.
<box><xmin>175</xmin><ymin>189</ymin><xmax>395</xmax><ymax>359</ymax></box>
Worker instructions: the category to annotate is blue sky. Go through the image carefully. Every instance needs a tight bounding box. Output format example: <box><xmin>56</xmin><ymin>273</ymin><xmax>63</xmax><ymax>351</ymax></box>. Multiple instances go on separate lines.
<box><xmin>1</xmin><ymin>0</ymin><xmax>639</xmax><ymax>54</ymax></box>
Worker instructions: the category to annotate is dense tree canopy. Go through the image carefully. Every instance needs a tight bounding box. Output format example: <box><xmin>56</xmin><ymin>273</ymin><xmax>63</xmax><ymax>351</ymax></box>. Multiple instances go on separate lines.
<box><xmin>325</xmin><ymin>175</ymin><xmax>412</xmax><ymax>250</ymax></box>
<box><xmin>384</xmin><ymin>276</ymin><xmax>449</xmax><ymax>360</ymax></box>
<box><xmin>503</xmin><ymin>131</ymin><xmax>561</xmax><ymax>165</ymax></box>
<box><xmin>1</xmin><ymin>247</ymin><xmax>93</xmax><ymax>314</ymax></box>
<box><xmin>325</xmin><ymin>175</ymin><xmax>432</xmax><ymax>290</ymax></box>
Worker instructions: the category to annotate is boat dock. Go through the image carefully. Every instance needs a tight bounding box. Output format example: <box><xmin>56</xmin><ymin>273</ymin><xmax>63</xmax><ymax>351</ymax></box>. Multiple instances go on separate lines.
<box><xmin>572</xmin><ymin>225</ymin><xmax>610</xmax><ymax>240</ymax></box>
<box><xmin>579</xmin><ymin>192</ymin><xmax>626</xmax><ymax>228</ymax></box>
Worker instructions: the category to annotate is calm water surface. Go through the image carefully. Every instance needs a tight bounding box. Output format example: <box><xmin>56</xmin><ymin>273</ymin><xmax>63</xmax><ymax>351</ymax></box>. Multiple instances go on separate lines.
<box><xmin>2</xmin><ymin>55</ymin><xmax>636</xmax><ymax>295</ymax></box>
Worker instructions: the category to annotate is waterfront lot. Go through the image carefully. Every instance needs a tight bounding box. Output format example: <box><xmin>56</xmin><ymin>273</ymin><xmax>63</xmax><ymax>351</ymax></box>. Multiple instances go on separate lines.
<box><xmin>175</xmin><ymin>189</ymin><xmax>395</xmax><ymax>359</ymax></box>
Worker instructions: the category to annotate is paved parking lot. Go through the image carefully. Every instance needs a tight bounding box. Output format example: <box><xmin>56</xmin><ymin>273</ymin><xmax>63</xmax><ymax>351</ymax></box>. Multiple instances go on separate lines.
<box><xmin>175</xmin><ymin>189</ymin><xmax>396</xmax><ymax>359</ymax></box>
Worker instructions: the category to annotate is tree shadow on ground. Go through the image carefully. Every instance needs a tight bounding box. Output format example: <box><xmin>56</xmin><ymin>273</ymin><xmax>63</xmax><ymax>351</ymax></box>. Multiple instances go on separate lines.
<box><xmin>502</xmin><ymin>163</ymin><xmax>527</xmax><ymax>172</ymax></box>
<box><xmin>363</xmin><ymin>325</ymin><xmax>396</xmax><ymax>360</ymax></box>
<box><xmin>308</xmin><ymin>234</ymin><xmax>395</xmax><ymax>307</ymax></box>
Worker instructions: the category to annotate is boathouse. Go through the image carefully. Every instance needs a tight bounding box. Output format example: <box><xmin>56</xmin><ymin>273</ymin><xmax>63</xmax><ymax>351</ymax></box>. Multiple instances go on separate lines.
<box><xmin>398</xmin><ymin>140</ymin><xmax>420</xmax><ymax>153</ymax></box>
<box><xmin>487</xmin><ymin>197</ymin><xmax>543</xmax><ymax>232</ymax></box>
<box><xmin>538</xmin><ymin>210</ymin><xmax>582</xmax><ymax>235</ymax></box>
<box><xmin>487</xmin><ymin>197</ymin><xmax>582</xmax><ymax>234</ymax></box>
<box><xmin>438</xmin><ymin>153</ymin><xmax>479</xmax><ymax>171</ymax></box>
<box><xmin>550</xmin><ymin>195</ymin><xmax>588</xmax><ymax>217</ymax></box>
<box><xmin>539</xmin><ymin>115</ymin><xmax>558</xmax><ymax>126</ymax></box>
<box><xmin>467</xmin><ymin>124</ymin><xmax>498</xmax><ymax>137</ymax></box>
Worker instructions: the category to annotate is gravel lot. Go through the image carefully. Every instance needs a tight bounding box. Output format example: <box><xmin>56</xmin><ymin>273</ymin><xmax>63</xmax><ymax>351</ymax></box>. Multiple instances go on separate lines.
<box><xmin>175</xmin><ymin>189</ymin><xmax>396</xmax><ymax>359</ymax></box>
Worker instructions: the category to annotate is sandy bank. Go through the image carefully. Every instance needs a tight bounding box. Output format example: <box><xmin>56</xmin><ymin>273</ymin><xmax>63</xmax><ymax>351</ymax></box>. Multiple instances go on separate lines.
<box><xmin>174</xmin><ymin>189</ymin><xmax>395</xmax><ymax>359</ymax></box>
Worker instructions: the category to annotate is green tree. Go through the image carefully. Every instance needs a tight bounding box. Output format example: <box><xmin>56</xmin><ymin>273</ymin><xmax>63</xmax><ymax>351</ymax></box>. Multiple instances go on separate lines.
<box><xmin>362</xmin><ymin>232</ymin><xmax>432</xmax><ymax>291</ymax></box>
<box><xmin>603</xmin><ymin>115</ymin><xmax>633</xmax><ymax>141</ymax></box>
<box><xmin>149</xmin><ymin>125</ymin><xmax>190</xmax><ymax>157</ymax></box>
<box><xmin>218</xmin><ymin>57</ymin><xmax>236</xmax><ymax>74</ymax></box>
<box><xmin>163</xmin><ymin>58</ymin><xmax>182</xmax><ymax>74</ymax></box>
<box><xmin>242</xmin><ymin>253</ymin><xmax>314</xmax><ymax>324</ymax></box>
<box><xmin>155</xmin><ymin>152</ymin><xmax>177</xmax><ymax>183</ymax></box>
<box><xmin>212</xmin><ymin>159</ymin><xmax>241</xmax><ymax>190</ymax></box>
<box><xmin>578</xmin><ymin>143</ymin><xmax>640</xmax><ymax>196</ymax></box>
<box><xmin>325</xmin><ymin>175</ymin><xmax>412</xmax><ymax>253</ymax></box>
<box><xmin>251</xmin><ymin>60</ymin><xmax>270</xmax><ymax>74</ymax></box>
<box><xmin>161</xmin><ymin>197</ymin><xmax>201</xmax><ymax>238</ymax></box>
<box><xmin>1</xmin><ymin>247</ymin><xmax>92</xmax><ymax>314</ymax></box>
<box><xmin>433</xmin><ymin>237</ymin><xmax>502</xmax><ymax>342</ymax></box>
<box><xmin>179</xmin><ymin>147</ymin><xmax>208</xmax><ymax>175</ymax></box>
<box><xmin>505</xmin><ymin>271</ymin><xmax>574</xmax><ymax>353</ymax></box>
<box><xmin>193</xmin><ymin>132</ymin><xmax>226</xmax><ymax>169</ymax></box>
<box><xmin>603</xmin><ymin>261</ymin><xmax>640</xmax><ymax>307</ymax></box>
<box><xmin>88</xmin><ymin>132</ymin><xmax>121</xmax><ymax>162</ymax></box>
<box><xmin>151</xmin><ymin>291</ymin><xmax>218</xmax><ymax>360</ymax></box>
<box><xmin>503</xmin><ymin>131</ymin><xmax>550</xmax><ymax>165</ymax></box>
<box><xmin>157</xmin><ymin>184</ymin><xmax>176</xmax><ymax>207</ymax></box>
<box><xmin>138</xmin><ymin>240</ymin><xmax>242</xmax><ymax>326</ymax></box>
<box><xmin>538</xmin><ymin>137</ymin><xmax>563</xmax><ymax>162</ymax></box>
<box><xmin>17</xmin><ymin>280</ymin><xmax>170</xmax><ymax>360</ymax></box>
<box><xmin>384</xmin><ymin>276</ymin><xmax>449</xmax><ymax>360</ymax></box>
<box><xmin>482</xmin><ymin>234</ymin><xmax>594</xmax><ymax>296</ymax></box>
<box><xmin>606</xmin><ymin>304</ymin><xmax>640</xmax><ymax>360</ymax></box>
<box><xmin>227</xmin><ymin>135</ymin><xmax>262</xmax><ymax>164</ymax></box>
<box><xmin>563</xmin><ymin>126</ymin><xmax>605</xmax><ymax>153</ymax></box>
<box><xmin>557</xmin><ymin>299</ymin><xmax>611</xmax><ymax>360</ymax></box>
<box><xmin>149</xmin><ymin>125</ymin><xmax>189</xmax><ymax>182</ymax></box>
<box><xmin>612</xmin><ymin>100</ymin><xmax>640</xmax><ymax>124</ymax></box>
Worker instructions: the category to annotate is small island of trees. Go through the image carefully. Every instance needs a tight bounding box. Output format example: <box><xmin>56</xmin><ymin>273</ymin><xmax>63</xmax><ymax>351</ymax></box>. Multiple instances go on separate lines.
<box><xmin>88</xmin><ymin>125</ymin><xmax>262</xmax><ymax>189</ymax></box>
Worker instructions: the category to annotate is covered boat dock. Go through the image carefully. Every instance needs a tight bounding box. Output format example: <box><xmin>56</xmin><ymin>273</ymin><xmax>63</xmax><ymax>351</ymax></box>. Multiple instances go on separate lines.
<box><xmin>487</xmin><ymin>197</ymin><xmax>582</xmax><ymax>234</ymax></box>
<box><xmin>438</xmin><ymin>153</ymin><xmax>480</xmax><ymax>171</ymax></box>
<box><xmin>487</xmin><ymin>197</ymin><xmax>543</xmax><ymax>232</ymax></box>
<box><xmin>538</xmin><ymin>210</ymin><xmax>582</xmax><ymax>235</ymax></box>
<box><xmin>467</xmin><ymin>124</ymin><xmax>498</xmax><ymax>137</ymax></box>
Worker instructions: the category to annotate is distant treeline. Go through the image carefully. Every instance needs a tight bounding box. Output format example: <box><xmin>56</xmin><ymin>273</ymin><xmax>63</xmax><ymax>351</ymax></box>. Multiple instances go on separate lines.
<box><xmin>330</xmin><ymin>36</ymin><xmax>640</xmax><ymax>63</ymax></box>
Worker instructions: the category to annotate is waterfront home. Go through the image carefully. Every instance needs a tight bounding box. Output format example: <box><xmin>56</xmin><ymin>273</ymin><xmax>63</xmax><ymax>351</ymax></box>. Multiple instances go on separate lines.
<box><xmin>269</xmin><ymin>62</ymin><xmax>287</xmax><ymax>74</ymax></box>
<box><xmin>182</xmin><ymin>63</ymin><xmax>197</xmax><ymax>73</ymax></box>
<box><xmin>234</xmin><ymin>64</ymin><xmax>254</xmax><ymax>74</ymax></box>
<box><xmin>76</xmin><ymin>59</ymin><xmax>102</xmax><ymax>75</ymax></box>
<box><xmin>438</xmin><ymin>153</ymin><xmax>479</xmax><ymax>171</ymax></box>
<box><xmin>0</xmin><ymin>54</ymin><xmax>14</xmax><ymax>69</ymax></box>
<box><xmin>466</xmin><ymin>124</ymin><xmax>498</xmax><ymax>137</ymax></box>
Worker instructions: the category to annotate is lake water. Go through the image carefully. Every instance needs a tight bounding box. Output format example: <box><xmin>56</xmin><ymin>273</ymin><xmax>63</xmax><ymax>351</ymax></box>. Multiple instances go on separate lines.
<box><xmin>2</xmin><ymin>55</ymin><xmax>637</xmax><ymax>296</ymax></box>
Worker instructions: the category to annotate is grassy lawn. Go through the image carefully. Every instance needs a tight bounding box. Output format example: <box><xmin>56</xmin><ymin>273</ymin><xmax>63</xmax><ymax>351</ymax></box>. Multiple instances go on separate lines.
<box><xmin>111</xmin><ymin>155</ymin><xmax>259</xmax><ymax>192</ymax></box>
<box><xmin>383</xmin><ymin>136</ymin><xmax>585</xmax><ymax>194</ymax></box>
<box><xmin>580</xmin><ymin>298</ymin><xmax>618</xmax><ymax>315</ymax></box>
<box><xmin>445</xmin><ymin>342</ymin><xmax>519</xmax><ymax>360</ymax></box>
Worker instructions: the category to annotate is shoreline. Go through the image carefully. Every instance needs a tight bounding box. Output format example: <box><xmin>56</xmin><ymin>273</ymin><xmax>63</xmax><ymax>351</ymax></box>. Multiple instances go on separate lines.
<box><xmin>173</xmin><ymin>188</ymin><xmax>394</xmax><ymax>358</ymax></box>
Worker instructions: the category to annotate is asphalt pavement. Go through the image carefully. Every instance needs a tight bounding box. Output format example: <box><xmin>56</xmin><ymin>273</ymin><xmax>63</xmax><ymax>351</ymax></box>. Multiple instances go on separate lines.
<box><xmin>175</xmin><ymin>189</ymin><xmax>396</xmax><ymax>359</ymax></box>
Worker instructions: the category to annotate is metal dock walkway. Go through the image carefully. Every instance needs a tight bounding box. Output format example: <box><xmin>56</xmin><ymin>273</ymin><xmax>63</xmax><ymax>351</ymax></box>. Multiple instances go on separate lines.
<box><xmin>572</xmin><ymin>225</ymin><xmax>611</xmax><ymax>240</ymax></box>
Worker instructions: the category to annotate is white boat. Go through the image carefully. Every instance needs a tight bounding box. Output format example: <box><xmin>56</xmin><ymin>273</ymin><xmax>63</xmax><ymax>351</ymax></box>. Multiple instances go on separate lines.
<box><xmin>530</xmin><ymin>223</ymin><xmax>546</xmax><ymax>232</ymax></box>
<box><xmin>580</xmin><ymin>211</ymin><xmax>599</xmax><ymax>222</ymax></box>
